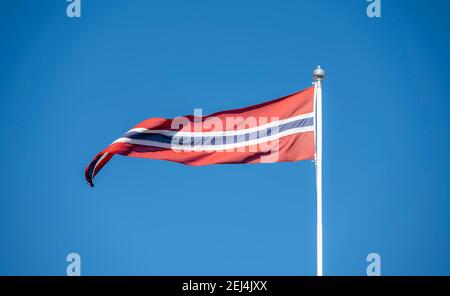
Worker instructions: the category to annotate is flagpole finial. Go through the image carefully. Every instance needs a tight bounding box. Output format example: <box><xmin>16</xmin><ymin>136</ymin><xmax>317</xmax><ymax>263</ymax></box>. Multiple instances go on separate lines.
<box><xmin>313</xmin><ymin>65</ymin><xmax>325</xmax><ymax>82</ymax></box>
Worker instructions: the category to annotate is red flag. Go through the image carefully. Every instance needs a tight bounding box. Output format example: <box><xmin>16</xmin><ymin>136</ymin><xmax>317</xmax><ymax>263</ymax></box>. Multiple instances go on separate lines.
<box><xmin>85</xmin><ymin>86</ymin><xmax>315</xmax><ymax>186</ymax></box>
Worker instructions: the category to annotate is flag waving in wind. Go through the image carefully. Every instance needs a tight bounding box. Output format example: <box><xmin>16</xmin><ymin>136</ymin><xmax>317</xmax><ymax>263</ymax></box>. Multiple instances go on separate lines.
<box><xmin>85</xmin><ymin>86</ymin><xmax>315</xmax><ymax>187</ymax></box>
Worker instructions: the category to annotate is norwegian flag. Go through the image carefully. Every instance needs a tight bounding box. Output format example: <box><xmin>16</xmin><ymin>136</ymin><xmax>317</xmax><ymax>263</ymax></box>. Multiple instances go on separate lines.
<box><xmin>85</xmin><ymin>86</ymin><xmax>315</xmax><ymax>186</ymax></box>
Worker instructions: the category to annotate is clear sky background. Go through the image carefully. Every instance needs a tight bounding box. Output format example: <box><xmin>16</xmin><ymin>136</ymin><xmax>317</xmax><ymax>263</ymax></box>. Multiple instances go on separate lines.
<box><xmin>0</xmin><ymin>0</ymin><xmax>449</xmax><ymax>275</ymax></box>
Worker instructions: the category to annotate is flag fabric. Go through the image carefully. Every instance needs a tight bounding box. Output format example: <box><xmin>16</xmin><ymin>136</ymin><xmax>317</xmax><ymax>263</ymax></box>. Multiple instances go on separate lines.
<box><xmin>85</xmin><ymin>86</ymin><xmax>315</xmax><ymax>186</ymax></box>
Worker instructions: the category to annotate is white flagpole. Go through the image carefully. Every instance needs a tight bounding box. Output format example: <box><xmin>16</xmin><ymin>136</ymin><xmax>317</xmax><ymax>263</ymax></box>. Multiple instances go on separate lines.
<box><xmin>313</xmin><ymin>65</ymin><xmax>325</xmax><ymax>276</ymax></box>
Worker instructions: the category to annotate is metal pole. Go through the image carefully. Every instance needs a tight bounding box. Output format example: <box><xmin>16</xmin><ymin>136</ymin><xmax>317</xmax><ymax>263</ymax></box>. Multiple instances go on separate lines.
<box><xmin>313</xmin><ymin>65</ymin><xmax>325</xmax><ymax>276</ymax></box>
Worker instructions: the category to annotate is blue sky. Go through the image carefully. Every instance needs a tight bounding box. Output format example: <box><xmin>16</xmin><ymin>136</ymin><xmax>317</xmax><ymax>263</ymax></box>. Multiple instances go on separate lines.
<box><xmin>0</xmin><ymin>0</ymin><xmax>449</xmax><ymax>275</ymax></box>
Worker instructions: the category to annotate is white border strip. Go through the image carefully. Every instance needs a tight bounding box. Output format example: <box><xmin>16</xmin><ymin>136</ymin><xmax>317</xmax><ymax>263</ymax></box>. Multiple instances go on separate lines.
<box><xmin>113</xmin><ymin>125</ymin><xmax>314</xmax><ymax>151</ymax></box>
<box><xmin>124</xmin><ymin>112</ymin><xmax>314</xmax><ymax>137</ymax></box>
<box><xmin>92</xmin><ymin>152</ymin><xmax>109</xmax><ymax>175</ymax></box>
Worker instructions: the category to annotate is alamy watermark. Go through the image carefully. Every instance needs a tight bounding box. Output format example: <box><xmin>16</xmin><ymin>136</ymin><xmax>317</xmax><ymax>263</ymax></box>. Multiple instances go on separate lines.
<box><xmin>66</xmin><ymin>0</ymin><xmax>81</xmax><ymax>18</ymax></box>
<box><xmin>367</xmin><ymin>0</ymin><xmax>381</xmax><ymax>18</ymax></box>
<box><xmin>66</xmin><ymin>252</ymin><xmax>81</xmax><ymax>276</ymax></box>
<box><xmin>366</xmin><ymin>252</ymin><xmax>381</xmax><ymax>276</ymax></box>
<box><xmin>169</xmin><ymin>109</ymin><xmax>282</xmax><ymax>163</ymax></box>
